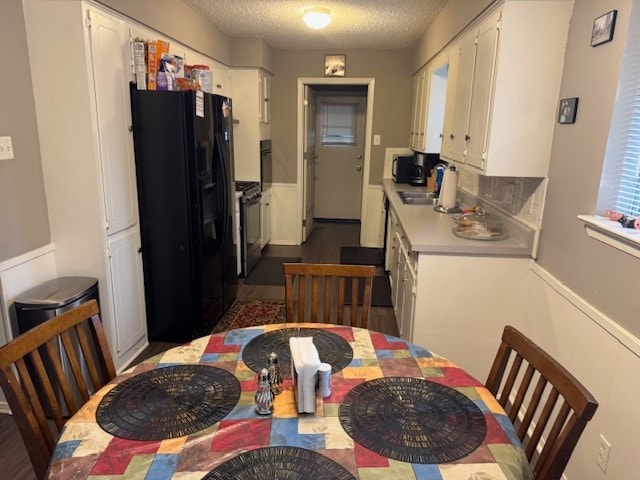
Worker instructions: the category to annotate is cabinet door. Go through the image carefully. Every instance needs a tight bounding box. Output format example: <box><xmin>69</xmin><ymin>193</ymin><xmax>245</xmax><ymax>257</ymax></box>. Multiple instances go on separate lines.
<box><xmin>451</xmin><ymin>30</ymin><xmax>477</xmax><ymax>164</ymax></box>
<box><xmin>409</xmin><ymin>73</ymin><xmax>420</xmax><ymax>148</ymax></box>
<box><xmin>415</xmin><ymin>69</ymin><xmax>429</xmax><ymax>152</ymax></box>
<box><xmin>425</xmin><ymin>62</ymin><xmax>447</xmax><ymax>154</ymax></box>
<box><xmin>399</xmin><ymin>257</ymin><xmax>416</xmax><ymax>341</ymax></box>
<box><xmin>384</xmin><ymin>207</ymin><xmax>396</xmax><ymax>271</ymax></box>
<box><xmin>388</xmin><ymin>228</ymin><xmax>400</xmax><ymax>307</ymax></box>
<box><xmin>393</xmin><ymin>231</ymin><xmax>406</xmax><ymax>317</ymax></box>
<box><xmin>440</xmin><ymin>46</ymin><xmax>459</xmax><ymax>160</ymax></box>
<box><xmin>466</xmin><ymin>11</ymin><xmax>500</xmax><ymax>170</ymax></box>
<box><xmin>259</xmin><ymin>73</ymin><xmax>272</xmax><ymax>124</ymax></box>
<box><xmin>210</xmin><ymin>63</ymin><xmax>231</xmax><ymax>97</ymax></box>
<box><xmin>88</xmin><ymin>9</ymin><xmax>138</xmax><ymax>235</ymax></box>
<box><xmin>106</xmin><ymin>229</ymin><xmax>147</xmax><ymax>362</ymax></box>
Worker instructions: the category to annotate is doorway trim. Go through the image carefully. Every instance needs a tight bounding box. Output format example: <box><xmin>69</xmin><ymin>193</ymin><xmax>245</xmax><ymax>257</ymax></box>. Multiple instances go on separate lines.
<box><xmin>296</xmin><ymin>77</ymin><xmax>375</xmax><ymax>244</ymax></box>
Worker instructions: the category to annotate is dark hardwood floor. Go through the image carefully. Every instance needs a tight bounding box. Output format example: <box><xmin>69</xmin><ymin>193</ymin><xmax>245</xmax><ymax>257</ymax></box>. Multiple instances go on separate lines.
<box><xmin>0</xmin><ymin>221</ymin><xmax>396</xmax><ymax>480</ymax></box>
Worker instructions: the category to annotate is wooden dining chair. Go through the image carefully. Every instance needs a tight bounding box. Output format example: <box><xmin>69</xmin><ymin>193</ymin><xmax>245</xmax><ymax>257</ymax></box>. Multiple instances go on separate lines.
<box><xmin>0</xmin><ymin>299</ymin><xmax>116</xmax><ymax>480</ymax></box>
<box><xmin>283</xmin><ymin>263</ymin><xmax>376</xmax><ymax>328</ymax></box>
<box><xmin>485</xmin><ymin>325</ymin><xmax>598</xmax><ymax>480</ymax></box>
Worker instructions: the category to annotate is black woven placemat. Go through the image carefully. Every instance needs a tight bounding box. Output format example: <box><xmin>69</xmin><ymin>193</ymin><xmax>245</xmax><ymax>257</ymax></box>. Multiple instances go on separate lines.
<box><xmin>339</xmin><ymin>377</ymin><xmax>487</xmax><ymax>464</ymax></box>
<box><xmin>96</xmin><ymin>365</ymin><xmax>240</xmax><ymax>441</ymax></box>
<box><xmin>242</xmin><ymin>328</ymin><xmax>353</xmax><ymax>378</ymax></box>
<box><xmin>203</xmin><ymin>446</ymin><xmax>356</xmax><ymax>480</ymax></box>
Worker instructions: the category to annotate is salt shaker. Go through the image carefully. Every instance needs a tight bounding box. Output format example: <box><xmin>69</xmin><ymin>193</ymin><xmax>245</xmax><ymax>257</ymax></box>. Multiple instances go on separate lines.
<box><xmin>268</xmin><ymin>351</ymin><xmax>282</xmax><ymax>395</ymax></box>
<box><xmin>317</xmin><ymin>362</ymin><xmax>332</xmax><ymax>398</ymax></box>
<box><xmin>255</xmin><ymin>368</ymin><xmax>274</xmax><ymax>415</ymax></box>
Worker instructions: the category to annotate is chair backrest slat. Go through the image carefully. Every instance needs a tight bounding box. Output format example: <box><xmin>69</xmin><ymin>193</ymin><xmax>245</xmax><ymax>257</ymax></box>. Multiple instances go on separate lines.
<box><xmin>0</xmin><ymin>299</ymin><xmax>115</xmax><ymax>480</ymax></box>
<box><xmin>485</xmin><ymin>326</ymin><xmax>598</xmax><ymax>480</ymax></box>
<box><xmin>284</xmin><ymin>263</ymin><xmax>376</xmax><ymax>328</ymax></box>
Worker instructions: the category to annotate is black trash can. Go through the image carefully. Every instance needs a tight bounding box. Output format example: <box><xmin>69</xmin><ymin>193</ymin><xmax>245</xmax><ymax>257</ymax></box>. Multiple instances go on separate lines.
<box><xmin>13</xmin><ymin>277</ymin><xmax>99</xmax><ymax>416</ymax></box>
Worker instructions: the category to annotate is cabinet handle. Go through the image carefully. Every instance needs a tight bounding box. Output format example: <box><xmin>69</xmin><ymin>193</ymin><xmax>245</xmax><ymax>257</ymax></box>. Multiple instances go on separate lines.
<box><xmin>439</xmin><ymin>133</ymin><xmax>443</xmax><ymax>138</ymax></box>
<box><xmin>137</xmin><ymin>247</ymin><xmax>142</xmax><ymax>253</ymax></box>
<box><xmin>465</xmin><ymin>134</ymin><xmax>471</xmax><ymax>141</ymax></box>
<box><xmin>450</xmin><ymin>133</ymin><xmax>454</xmax><ymax>139</ymax></box>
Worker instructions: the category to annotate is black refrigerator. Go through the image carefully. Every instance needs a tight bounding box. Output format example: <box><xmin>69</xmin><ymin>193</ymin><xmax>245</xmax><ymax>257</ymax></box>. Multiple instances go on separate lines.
<box><xmin>130</xmin><ymin>85</ymin><xmax>237</xmax><ymax>342</ymax></box>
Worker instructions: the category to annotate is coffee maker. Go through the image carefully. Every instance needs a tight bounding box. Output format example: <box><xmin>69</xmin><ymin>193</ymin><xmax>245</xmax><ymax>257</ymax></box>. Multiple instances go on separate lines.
<box><xmin>410</xmin><ymin>153</ymin><xmax>428</xmax><ymax>186</ymax></box>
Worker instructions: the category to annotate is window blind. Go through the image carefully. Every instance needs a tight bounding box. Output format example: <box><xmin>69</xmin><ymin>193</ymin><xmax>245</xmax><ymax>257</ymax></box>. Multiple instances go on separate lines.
<box><xmin>597</xmin><ymin>1</ymin><xmax>640</xmax><ymax>217</ymax></box>
<box><xmin>616</xmin><ymin>86</ymin><xmax>640</xmax><ymax>216</ymax></box>
<box><xmin>321</xmin><ymin>103</ymin><xmax>357</xmax><ymax>145</ymax></box>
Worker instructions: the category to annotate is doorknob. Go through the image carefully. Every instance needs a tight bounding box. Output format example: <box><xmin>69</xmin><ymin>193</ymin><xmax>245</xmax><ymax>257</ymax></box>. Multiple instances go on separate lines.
<box><xmin>356</xmin><ymin>165</ymin><xmax>362</xmax><ymax>172</ymax></box>
<box><xmin>357</xmin><ymin>155</ymin><xmax>362</xmax><ymax>159</ymax></box>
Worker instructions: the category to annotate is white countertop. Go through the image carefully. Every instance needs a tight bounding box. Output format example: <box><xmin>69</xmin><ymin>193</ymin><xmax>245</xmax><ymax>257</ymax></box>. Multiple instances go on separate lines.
<box><xmin>383</xmin><ymin>179</ymin><xmax>536</xmax><ymax>257</ymax></box>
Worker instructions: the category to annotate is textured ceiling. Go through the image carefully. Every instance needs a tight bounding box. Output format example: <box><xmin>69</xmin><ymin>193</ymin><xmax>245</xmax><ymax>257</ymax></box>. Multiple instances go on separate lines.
<box><xmin>180</xmin><ymin>0</ymin><xmax>449</xmax><ymax>49</ymax></box>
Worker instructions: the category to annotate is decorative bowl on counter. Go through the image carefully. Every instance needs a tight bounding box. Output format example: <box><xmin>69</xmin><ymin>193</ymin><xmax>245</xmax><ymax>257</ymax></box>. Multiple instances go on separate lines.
<box><xmin>452</xmin><ymin>207</ymin><xmax>508</xmax><ymax>240</ymax></box>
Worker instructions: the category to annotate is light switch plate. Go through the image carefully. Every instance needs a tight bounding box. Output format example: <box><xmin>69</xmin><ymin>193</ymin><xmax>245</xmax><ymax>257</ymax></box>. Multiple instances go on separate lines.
<box><xmin>373</xmin><ymin>134</ymin><xmax>381</xmax><ymax>145</ymax></box>
<box><xmin>0</xmin><ymin>136</ymin><xmax>14</xmax><ymax>160</ymax></box>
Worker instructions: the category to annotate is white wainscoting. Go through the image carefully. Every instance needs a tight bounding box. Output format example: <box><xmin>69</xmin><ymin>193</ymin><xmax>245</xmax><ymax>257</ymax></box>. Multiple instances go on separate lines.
<box><xmin>0</xmin><ymin>243</ymin><xmax>57</xmax><ymax>412</ymax></box>
<box><xmin>361</xmin><ymin>185</ymin><xmax>385</xmax><ymax>247</ymax></box>
<box><xmin>523</xmin><ymin>264</ymin><xmax>640</xmax><ymax>480</ymax></box>
<box><xmin>270</xmin><ymin>183</ymin><xmax>299</xmax><ymax>245</ymax></box>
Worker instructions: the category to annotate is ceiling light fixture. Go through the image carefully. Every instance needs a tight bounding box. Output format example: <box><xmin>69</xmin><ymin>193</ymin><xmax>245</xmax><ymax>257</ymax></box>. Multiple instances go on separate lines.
<box><xmin>303</xmin><ymin>8</ymin><xmax>332</xmax><ymax>30</ymax></box>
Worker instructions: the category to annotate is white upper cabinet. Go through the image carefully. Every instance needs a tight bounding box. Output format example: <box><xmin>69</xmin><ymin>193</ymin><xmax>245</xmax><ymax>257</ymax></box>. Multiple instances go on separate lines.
<box><xmin>440</xmin><ymin>0</ymin><xmax>572</xmax><ymax>177</ymax></box>
<box><xmin>209</xmin><ymin>62</ymin><xmax>231</xmax><ymax>98</ymax></box>
<box><xmin>465</xmin><ymin>9</ymin><xmax>500</xmax><ymax>171</ymax></box>
<box><xmin>259</xmin><ymin>71</ymin><xmax>272</xmax><ymax>124</ymax></box>
<box><xmin>231</xmin><ymin>68</ymin><xmax>271</xmax><ymax>182</ymax></box>
<box><xmin>410</xmin><ymin>55</ymin><xmax>447</xmax><ymax>154</ymax></box>
<box><xmin>88</xmin><ymin>10</ymin><xmax>138</xmax><ymax>235</ymax></box>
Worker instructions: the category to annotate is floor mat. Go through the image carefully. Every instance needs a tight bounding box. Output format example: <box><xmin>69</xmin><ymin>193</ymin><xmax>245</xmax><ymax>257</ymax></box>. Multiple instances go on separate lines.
<box><xmin>244</xmin><ymin>256</ymin><xmax>301</xmax><ymax>286</ymax></box>
<box><xmin>344</xmin><ymin>275</ymin><xmax>392</xmax><ymax>307</ymax></box>
<box><xmin>339</xmin><ymin>246</ymin><xmax>384</xmax><ymax>266</ymax></box>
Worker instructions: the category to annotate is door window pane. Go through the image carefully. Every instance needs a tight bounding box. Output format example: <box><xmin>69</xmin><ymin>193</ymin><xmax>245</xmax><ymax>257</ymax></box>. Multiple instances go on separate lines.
<box><xmin>321</xmin><ymin>103</ymin><xmax>357</xmax><ymax>146</ymax></box>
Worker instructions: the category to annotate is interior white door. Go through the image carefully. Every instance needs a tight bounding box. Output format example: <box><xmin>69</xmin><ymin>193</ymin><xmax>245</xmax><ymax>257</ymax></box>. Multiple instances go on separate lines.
<box><xmin>314</xmin><ymin>96</ymin><xmax>366</xmax><ymax>219</ymax></box>
<box><xmin>302</xmin><ymin>86</ymin><xmax>316</xmax><ymax>240</ymax></box>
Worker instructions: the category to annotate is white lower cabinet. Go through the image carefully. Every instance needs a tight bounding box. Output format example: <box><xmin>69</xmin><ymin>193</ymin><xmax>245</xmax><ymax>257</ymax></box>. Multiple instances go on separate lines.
<box><xmin>385</xmin><ymin>203</ymin><xmax>531</xmax><ymax>379</ymax></box>
<box><xmin>398</xmin><ymin>251</ymin><xmax>416</xmax><ymax>341</ymax></box>
<box><xmin>106</xmin><ymin>230</ymin><xmax>147</xmax><ymax>361</ymax></box>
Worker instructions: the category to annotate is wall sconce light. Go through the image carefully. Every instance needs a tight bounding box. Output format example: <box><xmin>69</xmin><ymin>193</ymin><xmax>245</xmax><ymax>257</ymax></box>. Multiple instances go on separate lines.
<box><xmin>303</xmin><ymin>8</ymin><xmax>332</xmax><ymax>29</ymax></box>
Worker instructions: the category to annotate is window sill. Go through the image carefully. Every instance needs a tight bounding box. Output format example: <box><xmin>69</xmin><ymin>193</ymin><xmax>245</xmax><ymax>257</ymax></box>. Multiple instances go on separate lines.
<box><xmin>578</xmin><ymin>215</ymin><xmax>640</xmax><ymax>259</ymax></box>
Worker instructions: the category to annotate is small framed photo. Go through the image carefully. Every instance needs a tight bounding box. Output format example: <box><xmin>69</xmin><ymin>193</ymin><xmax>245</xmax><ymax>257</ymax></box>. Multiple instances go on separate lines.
<box><xmin>558</xmin><ymin>97</ymin><xmax>579</xmax><ymax>124</ymax></box>
<box><xmin>324</xmin><ymin>54</ymin><xmax>346</xmax><ymax>77</ymax></box>
<box><xmin>591</xmin><ymin>10</ymin><xmax>617</xmax><ymax>47</ymax></box>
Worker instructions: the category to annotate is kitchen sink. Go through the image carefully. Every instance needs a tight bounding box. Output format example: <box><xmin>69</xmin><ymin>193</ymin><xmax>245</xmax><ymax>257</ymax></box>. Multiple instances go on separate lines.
<box><xmin>397</xmin><ymin>191</ymin><xmax>439</xmax><ymax>205</ymax></box>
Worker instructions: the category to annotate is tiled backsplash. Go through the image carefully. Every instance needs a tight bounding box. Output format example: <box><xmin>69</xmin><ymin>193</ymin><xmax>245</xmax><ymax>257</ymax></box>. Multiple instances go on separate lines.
<box><xmin>458</xmin><ymin>169</ymin><xmax>547</xmax><ymax>228</ymax></box>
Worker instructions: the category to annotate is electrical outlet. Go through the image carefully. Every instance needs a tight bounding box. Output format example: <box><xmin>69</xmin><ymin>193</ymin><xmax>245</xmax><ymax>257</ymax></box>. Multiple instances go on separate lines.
<box><xmin>596</xmin><ymin>434</ymin><xmax>612</xmax><ymax>472</ymax></box>
<box><xmin>0</xmin><ymin>136</ymin><xmax>14</xmax><ymax>160</ymax></box>
<box><xmin>503</xmin><ymin>183</ymin><xmax>515</xmax><ymax>205</ymax></box>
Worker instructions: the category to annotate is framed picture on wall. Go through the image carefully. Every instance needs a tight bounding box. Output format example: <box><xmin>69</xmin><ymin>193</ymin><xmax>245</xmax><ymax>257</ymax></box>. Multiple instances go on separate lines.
<box><xmin>324</xmin><ymin>54</ymin><xmax>346</xmax><ymax>77</ymax></box>
<box><xmin>591</xmin><ymin>10</ymin><xmax>617</xmax><ymax>47</ymax></box>
<box><xmin>558</xmin><ymin>97</ymin><xmax>579</xmax><ymax>124</ymax></box>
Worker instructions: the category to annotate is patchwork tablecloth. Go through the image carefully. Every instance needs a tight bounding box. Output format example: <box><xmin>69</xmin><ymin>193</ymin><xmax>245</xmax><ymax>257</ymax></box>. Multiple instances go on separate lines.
<box><xmin>47</xmin><ymin>323</ymin><xmax>533</xmax><ymax>480</ymax></box>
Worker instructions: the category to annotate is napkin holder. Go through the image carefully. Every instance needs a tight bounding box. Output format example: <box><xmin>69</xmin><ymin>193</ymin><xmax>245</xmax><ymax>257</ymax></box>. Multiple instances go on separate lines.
<box><xmin>289</xmin><ymin>337</ymin><xmax>321</xmax><ymax>413</ymax></box>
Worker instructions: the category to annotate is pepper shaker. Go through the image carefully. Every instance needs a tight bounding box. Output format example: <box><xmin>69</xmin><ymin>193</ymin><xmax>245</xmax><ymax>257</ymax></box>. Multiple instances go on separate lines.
<box><xmin>268</xmin><ymin>351</ymin><xmax>282</xmax><ymax>395</ymax></box>
<box><xmin>255</xmin><ymin>368</ymin><xmax>274</xmax><ymax>415</ymax></box>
